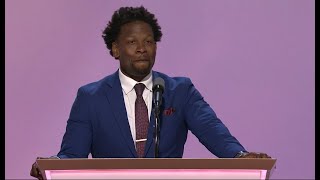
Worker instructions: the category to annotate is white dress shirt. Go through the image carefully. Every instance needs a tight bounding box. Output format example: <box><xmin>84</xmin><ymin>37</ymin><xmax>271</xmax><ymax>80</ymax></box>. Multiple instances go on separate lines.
<box><xmin>118</xmin><ymin>69</ymin><xmax>153</xmax><ymax>146</ymax></box>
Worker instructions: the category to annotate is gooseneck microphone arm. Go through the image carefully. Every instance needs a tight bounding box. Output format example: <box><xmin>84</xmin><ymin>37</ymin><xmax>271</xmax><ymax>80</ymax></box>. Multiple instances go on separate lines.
<box><xmin>152</xmin><ymin>77</ymin><xmax>165</xmax><ymax>158</ymax></box>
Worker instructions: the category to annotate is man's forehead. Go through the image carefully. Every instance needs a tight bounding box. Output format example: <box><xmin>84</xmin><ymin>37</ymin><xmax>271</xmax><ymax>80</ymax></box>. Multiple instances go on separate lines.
<box><xmin>118</xmin><ymin>21</ymin><xmax>154</xmax><ymax>37</ymax></box>
<box><xmin>121</xmin><ymin>21</ymin><xmax>151</xmax><ymax>30</ymax></box>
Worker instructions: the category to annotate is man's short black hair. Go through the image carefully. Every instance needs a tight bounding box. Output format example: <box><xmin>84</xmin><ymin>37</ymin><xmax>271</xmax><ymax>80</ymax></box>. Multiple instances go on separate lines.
<box><xmin>102</xmin><ymin>6</ymin><xmax>162</xmax><ymax>57</ymax></box>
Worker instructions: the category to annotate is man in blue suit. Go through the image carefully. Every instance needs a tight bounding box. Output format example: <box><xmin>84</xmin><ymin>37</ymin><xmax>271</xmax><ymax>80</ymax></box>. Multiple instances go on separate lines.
<box><xmin>31</xmin><ymin>6</ymin><xmax>270</xmax><ymax>179</ymax></box>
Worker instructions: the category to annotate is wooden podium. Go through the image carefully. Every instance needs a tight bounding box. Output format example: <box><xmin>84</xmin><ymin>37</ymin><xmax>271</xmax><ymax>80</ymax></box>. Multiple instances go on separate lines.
<box><xmin>37</xmin><ymin>158</ymin><xmax>276</xmax><ymax>179</ymax></box>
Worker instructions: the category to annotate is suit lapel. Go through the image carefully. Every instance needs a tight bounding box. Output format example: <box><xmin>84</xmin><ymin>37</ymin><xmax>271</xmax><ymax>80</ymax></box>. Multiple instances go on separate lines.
<box><xmin>103</xmin><ymin>71</ymin><xmax>137</xmax><ymax>157</ymax></box>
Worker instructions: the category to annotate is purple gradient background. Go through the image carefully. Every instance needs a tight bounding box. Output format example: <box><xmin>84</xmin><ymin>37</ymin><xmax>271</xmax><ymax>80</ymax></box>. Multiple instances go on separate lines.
<box><xmin>5</xmin><ymin>0</ymin><xmax>314</xmax><ymax>179</ymax></box>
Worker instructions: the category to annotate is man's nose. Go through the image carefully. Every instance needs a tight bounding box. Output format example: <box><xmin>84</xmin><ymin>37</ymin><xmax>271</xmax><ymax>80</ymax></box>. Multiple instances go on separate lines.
<box><xmin>136</xmin><ymin>42</ymin><xmax>147</xmax><ymax>53</ymax></box>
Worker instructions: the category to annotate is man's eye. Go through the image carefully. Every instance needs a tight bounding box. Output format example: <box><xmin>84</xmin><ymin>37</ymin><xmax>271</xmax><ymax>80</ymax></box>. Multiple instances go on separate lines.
<box><xmin>146</xmin><ymin>40</ymin><xmax>154</xmax><ymax>44</ymax></box>
<box><xmin>128</xmin><ymin>40</ymin><xmax>135</xmax><ymax>44</ymax></box>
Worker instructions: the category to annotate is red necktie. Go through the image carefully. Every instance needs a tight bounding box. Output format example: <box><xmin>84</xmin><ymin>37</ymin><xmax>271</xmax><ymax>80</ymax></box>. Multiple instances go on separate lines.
<box><xmin>134</xmin><ymin>83</ymin><xmax>149</xmax><ymax>158</ymax></box>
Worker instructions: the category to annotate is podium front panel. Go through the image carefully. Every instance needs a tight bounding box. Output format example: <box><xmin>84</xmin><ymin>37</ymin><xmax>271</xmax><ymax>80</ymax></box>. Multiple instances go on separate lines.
<box><xmin>37</xmin><ymin>158</ymin><xmax>276</xmax><ymax>180</ymax></box>
<box><xmin>45</xmin><ymin>169</ymin><xmax>267</xmax><ymax>179</ymax></box>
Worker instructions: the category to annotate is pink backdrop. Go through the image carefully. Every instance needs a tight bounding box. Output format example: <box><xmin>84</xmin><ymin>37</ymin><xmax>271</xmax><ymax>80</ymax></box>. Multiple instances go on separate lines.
<box><xmin>5</xmin><ymin>0</ymin><xmax>315</xmax><ymax>179</ymax></box>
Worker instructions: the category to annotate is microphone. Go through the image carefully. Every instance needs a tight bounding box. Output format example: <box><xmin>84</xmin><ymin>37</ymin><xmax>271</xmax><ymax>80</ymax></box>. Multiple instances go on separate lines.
<box><xmin>152</xmin><ymin>77</ymin><xmax>165</xmax><ymax>109</ymax></box>
<box><xmin>152</xmin><ymin>77</ymin><xmax>165</xmax><ymax>158</ymax></box>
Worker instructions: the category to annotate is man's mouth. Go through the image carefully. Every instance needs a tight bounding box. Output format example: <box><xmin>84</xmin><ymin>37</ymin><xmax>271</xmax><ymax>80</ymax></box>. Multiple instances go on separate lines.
<box><xmin>135</xmin><ymin>59</ymin><xmax>149</xmax><ymax>62</ymax></box>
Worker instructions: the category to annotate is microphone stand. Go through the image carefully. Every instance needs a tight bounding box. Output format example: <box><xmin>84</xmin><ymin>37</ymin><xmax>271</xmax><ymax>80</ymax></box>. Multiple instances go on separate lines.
<box><xmin>152</xmin><ymin>80</ymin><xmax>164</xmax><ymax>158</ymax></box>
<box><xmin>154</xmin><ymin>106</ymin><xmax>160</xmax><ymax>158</ymax></box>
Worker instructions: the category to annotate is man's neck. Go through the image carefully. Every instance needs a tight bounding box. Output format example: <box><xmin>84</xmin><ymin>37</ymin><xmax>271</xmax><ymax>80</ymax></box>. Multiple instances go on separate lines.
<box><xmin>119</xmin><ymin>69</ymin><xmax>151</xmax><ymax>82</ymax></box>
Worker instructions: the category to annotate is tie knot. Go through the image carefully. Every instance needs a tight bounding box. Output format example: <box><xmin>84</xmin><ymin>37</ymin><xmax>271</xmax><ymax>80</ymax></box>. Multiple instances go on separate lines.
<box><xmin>134</xmin><ymin>83</ymin><xmax>145</xmax><ymax>96</ymax></box>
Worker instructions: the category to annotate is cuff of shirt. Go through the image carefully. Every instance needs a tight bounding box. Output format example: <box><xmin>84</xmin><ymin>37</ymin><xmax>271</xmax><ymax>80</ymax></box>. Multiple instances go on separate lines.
<box><xmin>49</xmin><ymin>155</ymin><xmax>60</xmax><ymax>159</ymax></box>
<box><xmin>234</xmin><ymin>151</ymin><xmax>249</xmax><ymax>158</ymax></box>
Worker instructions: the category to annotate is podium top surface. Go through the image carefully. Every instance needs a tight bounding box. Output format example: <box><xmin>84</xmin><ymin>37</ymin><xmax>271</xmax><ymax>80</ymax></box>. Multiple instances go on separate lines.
<box><xmin>37</xmin><ymin>158</ymin><xmax>276</xmax><ymax>171</ymax></box>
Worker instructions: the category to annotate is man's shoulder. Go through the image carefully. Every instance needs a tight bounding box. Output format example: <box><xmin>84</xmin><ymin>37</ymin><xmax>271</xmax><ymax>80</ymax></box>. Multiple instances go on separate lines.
<box><xmin>77</xmin><ymin>71</ymin><xmax>117</xmax><ymax>95</ymax></box>
<box><xmin>153</xmin><ymin>71</ymin><xmax>193</xmax><ymax>88</ymax></box>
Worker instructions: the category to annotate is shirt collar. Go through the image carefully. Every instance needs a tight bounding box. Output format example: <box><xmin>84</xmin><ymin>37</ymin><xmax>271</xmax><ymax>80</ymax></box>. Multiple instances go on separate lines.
<box><xmin>118</xmin><ymin>69</ymin><xmax>153</xmax><ymax>95</ymax></box>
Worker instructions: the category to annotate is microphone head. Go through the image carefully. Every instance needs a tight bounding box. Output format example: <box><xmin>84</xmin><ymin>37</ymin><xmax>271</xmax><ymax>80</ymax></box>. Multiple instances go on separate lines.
<box><xmin>153</xmin><ymin>77</ymin><xmax>165</xmax><ymax>92</ymax></box>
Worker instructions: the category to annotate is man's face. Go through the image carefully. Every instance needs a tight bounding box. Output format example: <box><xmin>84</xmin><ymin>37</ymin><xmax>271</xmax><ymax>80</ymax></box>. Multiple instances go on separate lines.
<box><xmin>112</xmin><ymin>21</ymin><xmax>157</xmax><ymax>81</ymax></box>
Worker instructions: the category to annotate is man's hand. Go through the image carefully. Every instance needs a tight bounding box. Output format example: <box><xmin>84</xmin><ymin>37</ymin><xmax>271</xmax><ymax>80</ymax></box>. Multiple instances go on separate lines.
<box><xmin>30</xmin><ymin>156</ymin><xmax>59</xmax><ymax>179</ymax></box>
<box><xmin>30</xmin><ymin>157</ymin><xmax>46</xmax><ymax>180</ymax></box>
<box><xmin>237</xmin><ymin>152</ymin><xmax>271</xmax><ymax>158</ymax></box>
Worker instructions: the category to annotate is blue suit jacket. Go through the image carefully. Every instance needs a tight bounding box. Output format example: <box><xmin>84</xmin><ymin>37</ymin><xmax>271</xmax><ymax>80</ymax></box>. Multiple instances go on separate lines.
<box><xmin>57</xmin><ymin>70</ymin><xmax>246</xmax><ymax>158</ymax></box>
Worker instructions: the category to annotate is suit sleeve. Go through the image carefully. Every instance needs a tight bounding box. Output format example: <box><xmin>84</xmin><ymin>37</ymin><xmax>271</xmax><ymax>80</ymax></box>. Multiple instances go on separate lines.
<box><xmin>183</xmin><ymin>78</ymin><xmax>246</xmax><ymax>158</ymax></box>
<box><xmin>57</xmin><ymin>88</ymin><xmax>92</xmax><ymax>158</ymax></box>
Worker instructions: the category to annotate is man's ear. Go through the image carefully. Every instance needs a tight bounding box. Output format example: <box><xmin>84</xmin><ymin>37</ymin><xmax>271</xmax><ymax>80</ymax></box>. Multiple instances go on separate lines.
<box><xmin>112</xmin><ymin>42</ymin><xmax>120</xmax><ymax>59</ymax></box>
